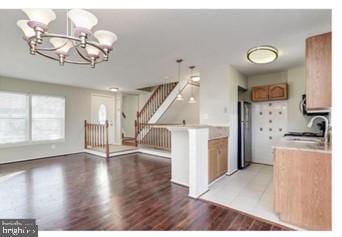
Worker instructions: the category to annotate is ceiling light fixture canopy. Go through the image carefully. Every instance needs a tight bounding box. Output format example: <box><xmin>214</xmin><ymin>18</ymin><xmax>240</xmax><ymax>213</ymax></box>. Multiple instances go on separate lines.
<box><xmin>109</xmin><ymin>87</ymin><xmax>118</xmax><ymax>92</ymax></box>
<box><xmin>247</xmin><ymin>45</ymin><xmax>278</xmax><ymax>64</ymax></box>
<box><xmin>17</xmin><ymin>9</ymin><xmax>118</xmax><ymax>68</ymax></box>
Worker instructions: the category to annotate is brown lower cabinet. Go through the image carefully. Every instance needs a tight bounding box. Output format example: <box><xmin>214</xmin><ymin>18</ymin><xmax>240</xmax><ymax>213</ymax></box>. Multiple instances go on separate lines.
<box><xmin>208</xmin><ymin>137</ymin><xmax>228</xmax><ymax>183</ymax></box>
<box><xmin>273</xmin><ymin>148</ymin><xmax>331</xmax><ymax>230</ymax></box>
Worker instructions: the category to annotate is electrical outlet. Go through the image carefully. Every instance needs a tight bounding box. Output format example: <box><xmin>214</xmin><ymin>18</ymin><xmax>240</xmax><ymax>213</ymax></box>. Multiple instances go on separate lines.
<box><xmin>51</xmin><ymin>144</ymin><xmax>56</xmax><ymax>150</ymax></box>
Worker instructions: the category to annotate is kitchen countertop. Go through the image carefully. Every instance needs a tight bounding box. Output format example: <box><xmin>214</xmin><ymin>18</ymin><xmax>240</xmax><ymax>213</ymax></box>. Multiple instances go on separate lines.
<box><xmin>163</xmin><ymin>124</ymin><xmax>229</xmax><ymax>140</ymax></box>
<box><xmin>208</xmin><ymin>126</ymin><xmax>229</xmax><ymax>140</ymax></box>
<box><xmin>273</xmin><ymin>140</ymin><xmax>331</xmax><ymax>154</ymax></box>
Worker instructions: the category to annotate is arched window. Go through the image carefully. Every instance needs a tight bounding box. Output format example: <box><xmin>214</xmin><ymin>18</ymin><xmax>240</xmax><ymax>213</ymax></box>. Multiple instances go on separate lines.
<box><xmin>98</xmin><ymin>104</ymin><xmax>107</xmax><ymax>125</ymax></box>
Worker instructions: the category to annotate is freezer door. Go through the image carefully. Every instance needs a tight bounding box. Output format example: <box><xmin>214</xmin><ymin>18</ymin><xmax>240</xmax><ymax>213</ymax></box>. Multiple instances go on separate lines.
<box><xmin>243</xmin><ymin>102</ymin><xmax>252</xmax><ymax>165</ymax></box>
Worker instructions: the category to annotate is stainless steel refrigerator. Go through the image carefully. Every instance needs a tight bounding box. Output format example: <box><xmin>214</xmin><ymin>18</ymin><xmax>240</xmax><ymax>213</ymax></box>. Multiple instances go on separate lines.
<box><xmin>238</xmin><ymin>101</ymin><xmax>252</xmax><ymax>169</ymax></box>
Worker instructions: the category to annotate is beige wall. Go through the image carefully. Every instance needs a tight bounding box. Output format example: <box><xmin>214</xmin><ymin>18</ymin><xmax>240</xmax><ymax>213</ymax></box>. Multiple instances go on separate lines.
<box><xmin>138</xmin><ymin>91</ymin><xmax>152</xmax><ymax>111</ymax></box>
<box><xmin>200</xmin><ymin>64</ymin><xmax>247</xmax><ymax>173</ymax></box>
<box><xmin>122</xmin><ymin>94</ymin><xmax>138</xmax><ymax>137</ymax></box>
<box><xmin>0</xmin><ymin>76</ymin><xmax>115</xmax><ymax>164</ymax></box>
<box><xmin>287</xmin><ymin>67</ymin><xmax>319</xmax><ymax>132</ymax></box>
<box><xmin>158</xmin><ymin>84</ymin><xmax>200</xmax><ymax>125</ymax></box>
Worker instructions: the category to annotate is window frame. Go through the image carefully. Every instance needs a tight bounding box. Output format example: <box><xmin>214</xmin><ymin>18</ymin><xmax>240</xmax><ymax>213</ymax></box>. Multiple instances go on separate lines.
<box><xmin>0</xmin><ymin>90</ymin><xmax>66</xmax><ymax>148</ymax></box>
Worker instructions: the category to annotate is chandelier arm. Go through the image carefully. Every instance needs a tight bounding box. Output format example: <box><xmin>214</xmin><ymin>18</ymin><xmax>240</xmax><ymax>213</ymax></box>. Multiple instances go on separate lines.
<box><xmin>85</xmin><ymin>41</ymin><xmax>107</xmax><ymax>56</ymax></box>
<box><xmin>42</xmin><ymin>33</ymin><xmax>107</xmax><ymax>56</ymax></box>
<box><xmin>73</xmin><ymin>44</ymin><xmax>92</xmax><ymax>62</ymax></box>
<box><xmin>41</xmin><ymin>33</ymin><xmax>81</xmax><ymax>42</ymax></box>
<box><xmin>36</xmin><ymin>50</ymin><xmax>91</xmax><ymax>65</ymax></box>
<box><xmin>28</xmin><ymin>40</ymin><xmax>68</xmax><ymax>52</ymax></box>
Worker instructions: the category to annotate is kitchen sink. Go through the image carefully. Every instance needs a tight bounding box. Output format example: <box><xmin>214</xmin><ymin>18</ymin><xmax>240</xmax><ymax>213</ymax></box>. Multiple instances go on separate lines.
<box><xmin>284</xmin><ymin>137</ymin><xmax>323</xmax><ymax>144</ymax></box>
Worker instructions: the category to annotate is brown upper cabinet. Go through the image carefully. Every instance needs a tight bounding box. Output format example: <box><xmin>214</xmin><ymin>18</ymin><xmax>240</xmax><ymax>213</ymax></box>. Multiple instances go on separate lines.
<box><xmin>251</xmin><ymin>85</ymin><xmax>269</xmax><ymax>101</ymax></box>
<box><xmin>251</xmin><ymin>83</ymin><xmax>288</xmax><ymax>102</ymax></box>
<box><xmin>305</xmin><ymin>32</ymin><xmax>332</xmax><ymax>111</ymax></box>
<box><xmin>269</xmin><ymin>83</ymin><xmax>288</xmax><ymax>101</ymax></box>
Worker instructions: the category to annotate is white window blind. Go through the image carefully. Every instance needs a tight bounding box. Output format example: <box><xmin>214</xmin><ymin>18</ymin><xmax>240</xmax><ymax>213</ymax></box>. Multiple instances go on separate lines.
<box><xmin>0</xmin><ymin>92</ymin><xmax>29</xmax><ymax>144</ymax></box>
<box><xmin>31</xmin><ymin>95</ymin><xmax>65</xmax><ymax>141</ymax></box>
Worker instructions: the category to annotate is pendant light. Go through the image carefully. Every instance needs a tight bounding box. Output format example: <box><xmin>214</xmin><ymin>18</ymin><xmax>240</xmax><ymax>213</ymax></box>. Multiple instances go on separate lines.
<box><xmin>188</xmin><ymin>66</ymin><xmax>197</xmax><ymax>104</ymax></box>
<box><xmin>176</xmin><ymin>59</ymin><xmax>184</xmax><ymax>101</ymax></box>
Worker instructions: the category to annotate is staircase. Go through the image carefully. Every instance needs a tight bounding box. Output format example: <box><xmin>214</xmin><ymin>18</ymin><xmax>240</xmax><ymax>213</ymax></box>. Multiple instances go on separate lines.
<box><xmin>135</xmin><ymin>81</ymin><xmax>182</xmax><ymax>150</ymax></box>
<box><xmin>136</xmin><ymin>82</ymin><xmax>178</xmax><ymax>126</ymax></box>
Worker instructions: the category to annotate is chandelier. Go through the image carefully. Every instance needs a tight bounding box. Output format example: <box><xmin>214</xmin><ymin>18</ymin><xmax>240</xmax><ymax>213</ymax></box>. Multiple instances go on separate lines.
<box><xmin>17</xmin><ymin>9</ymin><xmax>118</xmax><ymax>68</ymax></box>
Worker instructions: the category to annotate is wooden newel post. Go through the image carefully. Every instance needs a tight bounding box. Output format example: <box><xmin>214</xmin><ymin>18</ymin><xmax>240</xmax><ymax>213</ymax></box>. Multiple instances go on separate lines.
<box><xmin>134</xmin><ymin>120</ymin><xmax>138</xmax><ymax>145</ymax></box>
<box><xmin>84</xmin><ymin>120</ymin><xmax>87</xmax><ymax>149</ymax></box>
<box><xmin>105</xmin><ymin>120</ymin><xmax>109</xmax><ymax>158</ymax></box>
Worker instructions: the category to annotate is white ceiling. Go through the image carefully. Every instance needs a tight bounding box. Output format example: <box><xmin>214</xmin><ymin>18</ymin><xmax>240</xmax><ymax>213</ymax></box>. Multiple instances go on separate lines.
<box><xmin>0</xmin><ymin>9</ymin><xmax>331</xmax><ymax>91</ymax></box>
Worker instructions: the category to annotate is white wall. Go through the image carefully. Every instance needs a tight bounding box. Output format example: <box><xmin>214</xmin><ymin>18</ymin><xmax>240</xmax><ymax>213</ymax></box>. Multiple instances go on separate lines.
<box><xmin>122</xmin><ymin>94</ymin><xmax>138</xmax><ymax>137</ymax></box>
<box><xmin>287</xmin><ymin>67</ymin><xmax>319</xmax><ymax>132</ymax></box>
<box><xmin>138</xmin><ymin>91</ymin><xmax>152</xmax><ymax>111</ymax></box>
<box><xmin>158</xmin><ymin>84</ymin><xmax>200</xmax><ymax>125</ymax></box>
<box><xmin>200</xmin><ymin>64</ymin><xmax>247</xmax><ymax>174</ymax></box>
<box><xmin>0</xmin><ymin>76</ymin><xmax>116</xmax><ymax>164</ymax></box>
<box><xmin>247</xmin><ymin>71</ymin><xmax>288</xmax><ymax>88</ymax></box>
<box><xmin>247</xmin><ymin>67</ymin><xmax>318</xmax><ymax>133</ymax></box>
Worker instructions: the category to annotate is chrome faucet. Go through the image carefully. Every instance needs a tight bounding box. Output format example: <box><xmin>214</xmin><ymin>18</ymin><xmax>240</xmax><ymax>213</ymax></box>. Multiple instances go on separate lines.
<box><xmin>307</xmin><ymin>115</ymin><xmax>330</xmax><ymax>144</ymax></box>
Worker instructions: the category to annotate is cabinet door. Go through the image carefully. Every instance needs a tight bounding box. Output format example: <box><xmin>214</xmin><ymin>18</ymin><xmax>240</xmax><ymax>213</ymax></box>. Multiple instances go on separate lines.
<box><xmin>251</xmin><ymin>86</ymin><xmax>269</xmax><ymax>102</ymax></box>
<box><xmin>208</xmin><ymin>137</ymin><xmax>228</xmax><ymax>183</ymax></box>
<box><xmin>218</xmin><ymin>138</ymin><xmax>228</xmax><ymax>175</ymax></box>
<box><xmin>269</xmin><ymin>83</ymin><xmax>288</xmax><ymax>100</ymax></box>
<box><xmin>208</xmin><ymin>147</ymin><xmax>218</xmax><ymax>183</ymax></box>
<box><xmin>306</xmin><ymin>32</ymin><xmax>331</xmax><ymax>110</ymax></box>
<box><xmin>274</xmin><ymin>148</ymin><xmax>331</xmax><ymax>230</ymax></box>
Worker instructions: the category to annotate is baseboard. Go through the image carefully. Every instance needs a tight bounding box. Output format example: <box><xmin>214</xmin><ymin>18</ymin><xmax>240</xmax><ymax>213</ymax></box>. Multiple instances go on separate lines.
<box><xmin>209</xmin><ymin>174</ymin><xmax>227</xmax><ymax>186</ymax></box>
<box><xmin>226</xmin><ymin>169</ymin><xmax>238</xmax><ymax>176</ymax></box>
<box><xmin>251</xmin><ymin>161</ymin><xmax>273</xmax><ymax>166</ymax></box>
<box><xmin>138</xmin><ymin>148</ymin><xmax>171</xmax><ymax>158</ymax></box>
<box><xmin>1</xmin><ymin>147</ymin><xmax>170</xmax><ymax>165</ymax></box>
<box><xmin>0</xmin><ymin>151</ymin><xmax>84</xmax><ymax>165</ymax></box>
<box><xmin>170</xmin><ymin>179</ymin><xmax>189</xmax><ymax>187</ymax></box>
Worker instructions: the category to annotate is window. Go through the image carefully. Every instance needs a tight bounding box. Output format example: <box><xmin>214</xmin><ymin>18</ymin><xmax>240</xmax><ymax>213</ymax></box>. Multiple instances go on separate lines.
<box><xmin>32</xmin><ymin>95</ymin><xmax>65</xmax><ymax>141</ymax></box>
<box><xmin>0</xmin><ymin>92</ymin><xmax>29</xmax><ymax>144</ymax></box>
<box><xmin>98</xmin><ymin>104</ymin><xmax>107</xmax><ymax>125</ymax></box>
<box><xmin>0</xmin><ymin>91</ymin><xmax>65</xmax><ymax>145</ymax></box>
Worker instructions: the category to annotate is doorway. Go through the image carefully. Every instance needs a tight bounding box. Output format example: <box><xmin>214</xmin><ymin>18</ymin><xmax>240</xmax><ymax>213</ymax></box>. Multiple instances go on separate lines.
<box><xmin>91</xmin><ymin>94</ymin><xmax>115</xmax><ymax>144</ymax></box>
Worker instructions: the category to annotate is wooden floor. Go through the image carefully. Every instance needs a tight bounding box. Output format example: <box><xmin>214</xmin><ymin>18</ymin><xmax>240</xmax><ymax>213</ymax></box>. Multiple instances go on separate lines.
<box><xmin>0</xmin><ymin>153</ymin><xmax>291</xmax><ymax>231</ymax></box>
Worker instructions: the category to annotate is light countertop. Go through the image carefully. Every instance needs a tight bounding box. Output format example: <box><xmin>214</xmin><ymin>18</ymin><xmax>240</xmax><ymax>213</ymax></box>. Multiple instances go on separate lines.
<box><xmin>273</xmin><ymin>140</ymin><xmax>331</xmax><ymax>154</ymax></box>
<box><xmin>164</xmin><ymin>124</ymin><xmax>229</xmax><ymax>140</ymax></box>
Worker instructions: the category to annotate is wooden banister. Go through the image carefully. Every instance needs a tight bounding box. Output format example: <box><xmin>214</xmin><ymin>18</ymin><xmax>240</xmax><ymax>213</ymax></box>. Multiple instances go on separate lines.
<box><xmin>84</xmin><ymin>120</ymin><xmax>110</xmax><ymax>158</ymax></box>
<box><xmin>134</xmin><ymin>82</ymin><xmax>178</xmax><ymax>151</ymax></box>
<box><xmin>134</xmin><ymin>122</ymin><xmax>184</xmax><ymax>151</ymax></box>
<box><xmin>136</xmin><ymin>82</ymin><xmax>177</xmax><ymax>136</ymax></box>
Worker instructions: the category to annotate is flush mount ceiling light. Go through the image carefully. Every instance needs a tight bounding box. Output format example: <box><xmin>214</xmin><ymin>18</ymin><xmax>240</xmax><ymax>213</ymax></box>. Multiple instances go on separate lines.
<box><xmin>247</xmin><ymin>45</ymin><xmax>278</xmax><ymax>64</ymax></box>
<box><xmin>17</xmin><ymin>9</ymin><xmax>118</xmax><ymax>68</ymax></box>
<box><xmin>109</xmin><ymin>87</ymin><xmax>118</xmax><ymax>92</ymax></box>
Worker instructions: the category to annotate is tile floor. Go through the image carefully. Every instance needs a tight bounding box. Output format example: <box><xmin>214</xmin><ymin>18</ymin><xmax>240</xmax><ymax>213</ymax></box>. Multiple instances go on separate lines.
<box><xmin>200</xmin><ymin>163</ymin><xmax>303</xmax><ymax>230</ymax></box>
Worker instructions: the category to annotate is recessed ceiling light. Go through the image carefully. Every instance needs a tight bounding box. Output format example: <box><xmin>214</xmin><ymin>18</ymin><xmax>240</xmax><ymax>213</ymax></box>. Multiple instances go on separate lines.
<box><xmin>109</xmin><ymin>87</ymin><xmax>118</xmax><ymax>92</ymax></box>
<box><xmin>247</xmin><ymin>45</ymin><xmax>278</xmax><ymax>64</ymax></box>
<box><xmin>191</xmin><ymin>75</ymin><xmax>200</xmax><ymax>82</ymax></box>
